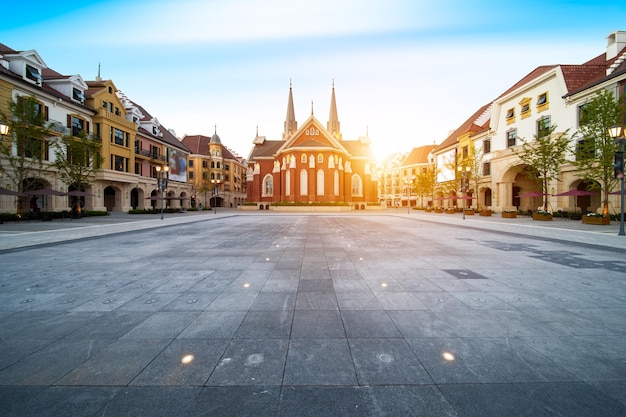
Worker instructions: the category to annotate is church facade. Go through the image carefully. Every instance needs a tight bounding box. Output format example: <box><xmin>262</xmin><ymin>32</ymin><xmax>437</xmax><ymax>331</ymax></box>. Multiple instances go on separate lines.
<box><xmin>246</xmin><ymin>83</ymin><xmax>378</xmax><ymax>208</ymax></box>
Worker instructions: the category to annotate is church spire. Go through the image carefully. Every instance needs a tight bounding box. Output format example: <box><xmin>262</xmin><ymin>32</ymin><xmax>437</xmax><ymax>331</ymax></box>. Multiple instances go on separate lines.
<box><xmin>283</xmin><ymin>79</ymin><xmax>297</xmax><ymax>139</ymax></box>
<box><xmin>327</xmin><ymin>79</ymin><xmax>341</xmax><ymax>140</ymax></box>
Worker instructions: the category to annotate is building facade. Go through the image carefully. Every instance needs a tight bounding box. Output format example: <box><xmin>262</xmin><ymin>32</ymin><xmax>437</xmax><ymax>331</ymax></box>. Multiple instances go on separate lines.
<box><xmin>0</xmin><ymin>43</ymin><xmax>192</xmax><ymax>214</ymax></box>
<box><xmin>182</xmin><ymin>131</ymin><xmax>247</xmax><ymax>208</ymax></box>
<box><xmin>428</xmin><ymin>30</ymin><xmax>626</xmax><ymax>215</ymax></box>
<box><xmin>246</xmin><ymin>83</ymin><xmax>378</xmax><ymax>208</ymax></box>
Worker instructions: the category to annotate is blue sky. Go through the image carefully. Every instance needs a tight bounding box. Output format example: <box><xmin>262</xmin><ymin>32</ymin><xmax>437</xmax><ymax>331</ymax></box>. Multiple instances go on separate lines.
<box><xmin>2</xmin><ymin>0</ymin><xmax>626</xmax><ymax>159</ymax></box>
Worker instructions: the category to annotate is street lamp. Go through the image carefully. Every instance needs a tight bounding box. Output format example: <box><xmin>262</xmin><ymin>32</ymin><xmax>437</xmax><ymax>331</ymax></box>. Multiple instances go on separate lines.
<box><xmin>404</xmin><ymin>176</ymin><xmax>415</xmax><ymax>214</ymax></box>
<box><xmin>457</xmin><ymin>165</ymin><xmax>471</xmax><ymax>220</ymax></box>
<box><xmin>0</xmin><ymin>122</ymin><xmax>10</xmax><ymax>136</ymax></box>
<box><xmin>156</xmin><ymin>165</ymin><xmax>169</xmax><ymax>220</ymax></box>
<box><xmin>608</xmin><ymin>125</ymin><xmax>625</xmax><ymax>236</ymax></box>
<box><xmin>211</xmin><ymin>178</ymin><xmax>222</xmax><ymax>214</ymax></box>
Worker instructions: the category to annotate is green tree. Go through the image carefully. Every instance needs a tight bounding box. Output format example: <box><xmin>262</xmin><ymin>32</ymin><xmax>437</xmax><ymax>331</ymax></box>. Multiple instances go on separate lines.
<box><xmin>0</xmin><ymin>96</ymin><xmax>48</xmax><ymax>214</ymax></box>
<box><xmin>52</xmin><ymin>130</ymin><xmax>104</xmax><ymax>193</ymax></box>
<box><xmin>573</xmin><ymin>89</ymin><xmax>625</xmax><ymax>216</ymax></box>
<box><xmin>513</xmin><ymin>123</ymin><xmax>571</xmax><ymax>212</ymax></box>
<box><xmin>415</xmin><ymin>165</ymin><xmax>436</xmax><ymax>207</ymax></box>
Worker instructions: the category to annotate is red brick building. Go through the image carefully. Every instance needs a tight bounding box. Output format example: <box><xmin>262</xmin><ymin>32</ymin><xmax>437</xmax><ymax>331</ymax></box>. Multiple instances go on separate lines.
<box><xmin>246</xmin><ymin>83</ymin><xmax>378</xmax><ymax>207</ymax></box>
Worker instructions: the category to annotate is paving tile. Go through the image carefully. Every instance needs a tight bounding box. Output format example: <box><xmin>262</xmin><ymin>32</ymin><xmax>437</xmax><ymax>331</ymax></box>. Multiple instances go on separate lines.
<box><xmin>341</xmin><ymin>310</ymin><xmax>401</xmax><ymax>338</ymax></box>
<box><xmin>348</xmin><ymin>338</ymin><xmax>432</xmax><ymax>385</ymax></box>
<box><xmin>187</xmin><ymin>386</ymin><xmax>280</xmax><ymax>417</ymax></box>
<box><xmin>291</xmin><ymin>310</ymin><xmax>346</xmax><ymax>338</ymax></box>
<box><xmin>234</xmin><ymin>310</ymin><xmax>294</xmax><ymax>338</ymax></box>
<box><xmin>207</xmin><ymin>338</ymin><xmax>288</xmax><ymax>386</ymax></box>
<box><xmin>283</xmin><ymin>338</ymin><xmax>356</xmax><ymax>385</ymax></box>
<box><xmin>178</xmin><ymin>310</ymin><xmax>247</xmax><ymax>338</ymax></box>
<box><xmin>130</xmin><ymin>339</ymin><xmax>230</xmax><ymax>386</ymax></box>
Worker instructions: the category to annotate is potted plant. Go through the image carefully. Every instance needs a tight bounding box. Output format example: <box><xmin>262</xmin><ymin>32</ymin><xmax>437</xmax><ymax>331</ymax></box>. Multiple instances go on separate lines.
<box><xmin>464</xmin><ymin>207</ymin><xmax>475</xmax><ymax>215</ymax></box>
<box><xmin>434</xmin><ymin>207</ymin><xmax>444</xmax><ymax>213</ymax></box>
<box><xmin>582</xmin><ymin>213</ymin><xmax>610</xmax><ymax>225</ymax></box>
<box><xmin>502</xmin><ymin>210</ymin><xmax>517</xmax><ymax>218</ymax></box>
<box><xmin>532</xmin><ymin>209</ymin><xmax>553</xmax><ymax>221</ymax></box>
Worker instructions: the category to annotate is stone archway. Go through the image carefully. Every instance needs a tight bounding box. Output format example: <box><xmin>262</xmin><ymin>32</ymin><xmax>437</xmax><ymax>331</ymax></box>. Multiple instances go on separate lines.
<box><xmin>103</xmin><ymin>185</ymin><xmax>123</xmax><ymax>212</ymax></box>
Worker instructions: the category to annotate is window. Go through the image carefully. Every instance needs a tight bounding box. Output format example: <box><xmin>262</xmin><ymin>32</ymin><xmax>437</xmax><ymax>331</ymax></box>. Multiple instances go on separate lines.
<box><xmin>72</xmin><ymin>88</ymin><xmax>85</xmax><ymax>103</ymax></box>
<box><xmin>113</xmin><ymin>128</ymin><xmax>124</xmax><ymax>146</ymax></box>
<box><xmin>189</xmin><ymin>160</ymin><xmax>194</xmax><ymax>168</ymax></box>
<box><xmin>202</xmin><ymin>160</ymin><xmax>207</xmax><ymax>168</ymax></box>
<box><xmin>578</xmin><ymin>104</ymin><xmax>590</xmax><ymax>127</ymax></box>
<box><xmin>351</xmin><ymin>174</ymin><xmax>363</xmax><ymax>196</ymax></box>
<box><xmin>537</xmin><ymin>116</ymin><xmax>551</xmax><ymax>138</ymax></box>
<box><xmin>462</xmin><ymin>146</ymin><xmax>468</xmax><ymax>159</ymax></box>
<box><xmin>301</xmin><ymin>153</ymin><xmax>307</xmax><ymax>163</ymax></box>
<box><xmin>300</xmin><ymin>169</ymin><xmax>308</xmax><ymax>195</ymax></box>
<box><xmin>506</xmin><ymin>108</ymin><xmax>514</xmax><ymax>118</ymax></box>
<box><xmin>263</xmin><ymin>174</ymin><xmax>273</xmax><ymax>196</ymax></box>
<box><xmin>202</xmin><ymin>172</ymin><xmax>207</xmax><ymax>179</ymax></box>
<box><xmin>507</xmin><ymin>129</ymin><xmax>517</xmax><ymax>148</ymax></box>
<box><xmin>25</xmin><ymin>65</ymin><xmax>42</xmax><ymax>83</ymax></box>
<box><xmin>114</xmin><ymin>155</ymin><xmax>125</xmax><ymax>172</ymax></box>
<box><xmin>211</xmin><ymin>161</ymin><xmax>215</xmax><ymax>169</ymax></box>
<box><xmin>317</xmin><ymin>154</ymin><xmax>323</xmax><ymax>163</ymax></box>
<box><xmin>224</xmin><ymin>163</ymin><xmax>230</xmax><ymax>171</ymax></box>
<box><xmin>576</xmin><ymin>139</ymin><xmax>595</xmax><ymax>160</ymax></box>
<box><xmin>317</xmin><ymin>169</ymin><xmax>324</xmax><ymax>195</ymax></box>
<box><xmin>519</xmin><ymin>97</ymin><xmax>531</xmax><ymax>119</ymax></box>
<box><xmin>483</xmin><ymin>138</ymin><xmax>491</xmax><ymax>154</ymax></box>
<box><xmin>151</xmin><ymin>145</ymin><xmax>159</xmax><ymax>159</ymax></box>
<box><xmin>537</xmin><ymin>92</ymin><xmax>549</xmax><ymax>112</ymax></box>
<box><xmin>482</xmin><ymin>161</ymin><xmax>491</xmax><ymax>176</ymax></box>
<box><xmin>71</xmin><ymin>116</ymin><xmax>84</xmax><ymax>137</ymax></box>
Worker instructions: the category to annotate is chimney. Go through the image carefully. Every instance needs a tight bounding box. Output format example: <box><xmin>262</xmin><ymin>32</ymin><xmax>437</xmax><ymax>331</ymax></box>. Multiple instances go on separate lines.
<box><xmin>606</xmin><ymin>30</ymin><xmax>626</xmax><ymax>61</ymax></box>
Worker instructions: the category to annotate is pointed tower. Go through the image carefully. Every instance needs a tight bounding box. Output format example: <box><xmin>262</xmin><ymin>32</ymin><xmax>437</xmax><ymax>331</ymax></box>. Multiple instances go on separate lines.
<box><xmin>283</xmin><ymin>80</ymin><xmax>297</xmax><ymax>139</ymax></box>
<box><xmin>327</xmin><ymin>80</ymin><xmax>341</xmax><ymax>140</ymax></box>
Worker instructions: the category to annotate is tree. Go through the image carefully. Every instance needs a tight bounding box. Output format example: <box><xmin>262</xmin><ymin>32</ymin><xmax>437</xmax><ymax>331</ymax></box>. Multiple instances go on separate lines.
<box><xmin>513</xmin><ymin>123</ymin><xmax>571</xmax><ymax>212</ymax></box>
<box><xmin>573</xmin><ymin>89</ymin><xmax>625</xmax><ymax>216</ymax></box>
<box><xmin>0</xmin><ymin>96</ymin><xmax>49</xmax><ymax>214</ymax></box>
<box><xmin>52</xmin><ymin>130</ymin><xmax>104</xmax><ymax>194</ymax></box>
<box><xmin>415</xmin><ymin>165</ymin><xmax>436</xmax><ymax>207</ymax></box>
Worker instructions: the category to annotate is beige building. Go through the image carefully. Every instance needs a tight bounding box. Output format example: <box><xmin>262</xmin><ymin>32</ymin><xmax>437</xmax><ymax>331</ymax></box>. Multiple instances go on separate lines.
<box><xmin>182</xmin><ymin>131</ymin><xmax>247</xmax><ymax>208</ymax></box>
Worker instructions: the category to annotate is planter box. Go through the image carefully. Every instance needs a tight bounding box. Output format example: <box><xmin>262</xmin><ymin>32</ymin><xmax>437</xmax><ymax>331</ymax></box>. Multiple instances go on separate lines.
<box><xmin>464</xmin><ymin>209</ymin><xmax>475</xmax><ymax>215</ymax></box>
<box><xmin>479</xmin><ymin>210</ymin><xmax>492</xmax><ymax>217</ymax></box>
<box><xmin>582</xmin><ymin>216</ymin><xmax>610</xmax><ymax>225</ymax></box>
<box><xmin>435</xmin><ymin>208</ymin><xmax>444</xmax><ymax>213</ymax></box>
<box><xmin>502</xmin><ymin>212</ymin><xmax>517</xmax><ymax>219</ymax></box>
<box><xmin>445</xmin><ymin>209</ymin><xmax>456</xmax><ymax>214</ymax></box>
<box><xmin>532</xmin><ymin>213</ymin><xmax>553</xmax><ymax>221</ymax></box>
<box><xmin>425</xmin><ymin>208</ymin><xmax>433</xmax><ymax>213</ymax></box>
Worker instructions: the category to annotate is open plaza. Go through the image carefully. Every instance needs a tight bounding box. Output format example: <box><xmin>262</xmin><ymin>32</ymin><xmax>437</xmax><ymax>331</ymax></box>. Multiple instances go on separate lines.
<box><xmin>0</xmin><ymin>210</ymin><xmax>624</xmax><ymax>416</ymax></box>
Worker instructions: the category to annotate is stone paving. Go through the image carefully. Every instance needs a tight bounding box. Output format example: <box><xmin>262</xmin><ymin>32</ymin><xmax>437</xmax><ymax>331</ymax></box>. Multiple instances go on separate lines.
<box><xmin>0</xmin><ymin>210</ymin><xmax>625</xmax><ymax>416</ymax></box>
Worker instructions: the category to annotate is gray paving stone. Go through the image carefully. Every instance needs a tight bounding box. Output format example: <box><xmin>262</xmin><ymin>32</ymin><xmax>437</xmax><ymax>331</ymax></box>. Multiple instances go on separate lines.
<box><xmin>0</xmin><ymin>212</ymin><xmax>624</xmax><ymax>416</ymax></box>
<box><xmin>207</xmin><ymin>338</ymin><xmax>288</xmax><ymax>386</ymax></box>
<box><xmin>348</xmin><ymin>338</ymin><xmax>432</xmax><ymax>385</ymax></box>
<box><xmin>283</xmin><ymin>338</ymin><xmax>357</xmax><ymax>385</ymax></box>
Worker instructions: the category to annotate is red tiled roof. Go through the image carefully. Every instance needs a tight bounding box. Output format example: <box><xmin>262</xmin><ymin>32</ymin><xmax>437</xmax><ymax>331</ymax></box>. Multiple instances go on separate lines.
<box><xmin>404</xmin><ymin>145</ymin><xmax>436</xmax><ymax>165</ymax></box>
<box><xmin>435</xmin><ymin>102</ymin><xmax>492</xmax><ymax>152</ymax></box>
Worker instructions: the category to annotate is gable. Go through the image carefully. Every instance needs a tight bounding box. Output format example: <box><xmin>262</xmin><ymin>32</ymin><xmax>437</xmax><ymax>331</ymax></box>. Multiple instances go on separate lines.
<box><xmin>278</xmin><ymin>116</ymin><xmax>348</xmax><ymax>155</ymax></box>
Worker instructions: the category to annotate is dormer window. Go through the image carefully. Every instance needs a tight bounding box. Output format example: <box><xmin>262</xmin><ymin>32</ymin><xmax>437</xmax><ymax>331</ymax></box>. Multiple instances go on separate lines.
<box><xmin>537</xmin><ymin>92</ymin><xmax>549</xmax><ymax>112</ymax></box>
<box><xmin>505</xmin><ymin>108</ymin><xmax>515</xmax><ymax>124</ymax></box>
<box><xmin>26</xmin><ymin>64</ymin><xmax>42</xmax><ymax>83</ymax></box>
<box><xmin>72</xmin><ymin>88</ymin><xmax>85</xmax><ymax>103</ymax></box>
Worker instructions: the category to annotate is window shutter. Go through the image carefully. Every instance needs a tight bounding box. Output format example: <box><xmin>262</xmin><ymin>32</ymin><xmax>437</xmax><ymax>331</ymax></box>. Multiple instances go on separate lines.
<box><xmin>67</xmin><ymin>115</ymin><xmax>72</xmax><ymax>128</ymax></box>
<box><xmin>86</xmin><ymin>121</ymin><xmax>90</xmax><ymax>134</ymax></box>
<box><xmin>44</xmin><ymin>106</ymin><xmax>49</xmax><ymax>121</ymax></box>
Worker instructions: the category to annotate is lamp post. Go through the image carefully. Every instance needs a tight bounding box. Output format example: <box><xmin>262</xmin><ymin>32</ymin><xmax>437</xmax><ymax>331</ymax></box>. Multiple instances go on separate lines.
<box><xmin>457</xmin><ymin>165</ymin><xmax>471</xmax><ymax>220</ymax></box>
<box><xmin>608</xmin><ymin>125</ymin><xmax>625</xmax><ymax>236</ymax></box>
<box><xmin>211</xmin><ymin>178</ymin><xmax>222</xmax><ymax>214</ymax></box>
<box><xmin>156</xmin><ymin>165</ymin><xmax>169</xmax><ymax>220</ymax></box>
<box><xmin>404</xmin><ymin>176</ymin><xmax>415</xmax><ymax>214</ymax></box>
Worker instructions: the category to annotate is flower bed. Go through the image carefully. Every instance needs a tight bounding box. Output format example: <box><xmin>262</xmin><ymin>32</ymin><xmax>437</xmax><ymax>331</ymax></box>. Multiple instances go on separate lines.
<box><xmin>479</xmin><ymin>210</ymin><xmax>492</xmax><ymax>216</ymax></box>
<box><xmin>502</xmin><ymin>211</ymin><xmax>517</xmax><ymax>218</ymax></box>
<box><xmin>532</xmin><ymin>213</ymin><xmax>553</xmax><ymax>221</ymax></box>
<box><xmin>582</xmin><ymin>215</ymin><xmax>610</xmax><ymax>225</ymax></box>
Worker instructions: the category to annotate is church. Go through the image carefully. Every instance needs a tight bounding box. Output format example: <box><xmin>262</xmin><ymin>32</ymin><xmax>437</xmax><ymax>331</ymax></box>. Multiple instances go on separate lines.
<box><xmin>246</xmin><ymin>82</ymin><xmax>378</xmax><ymax>208</ymax></box>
